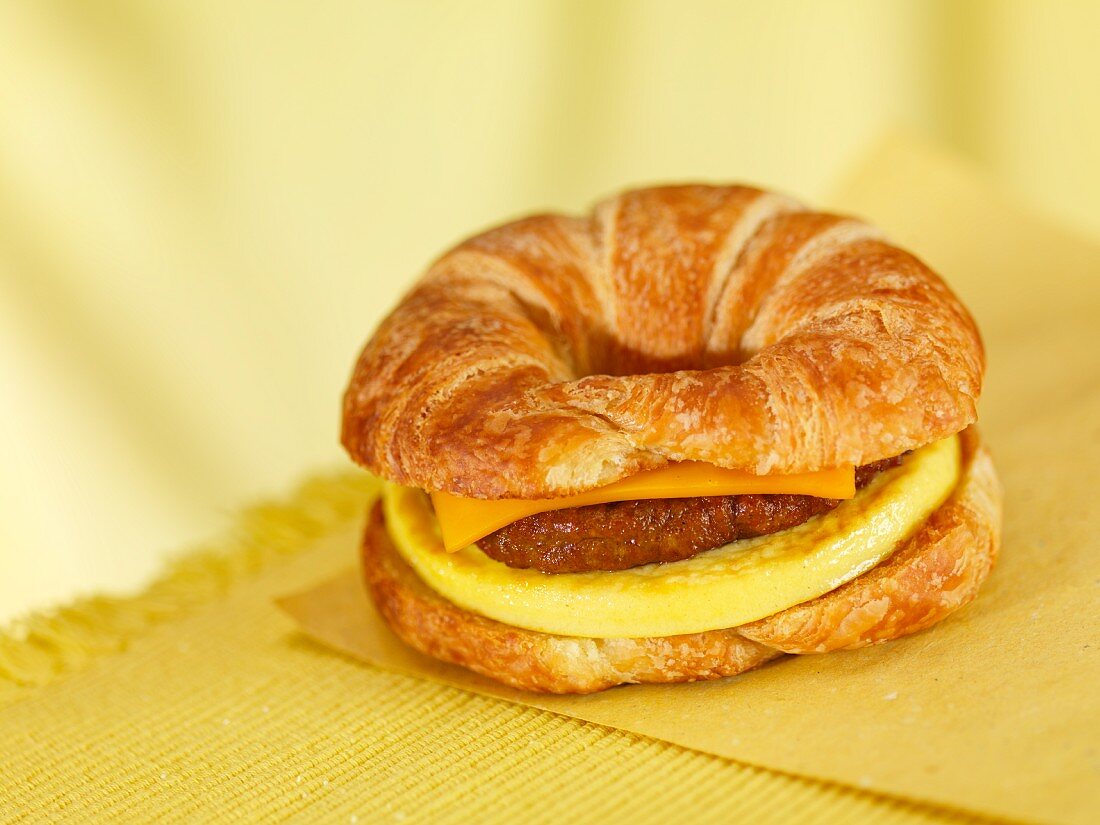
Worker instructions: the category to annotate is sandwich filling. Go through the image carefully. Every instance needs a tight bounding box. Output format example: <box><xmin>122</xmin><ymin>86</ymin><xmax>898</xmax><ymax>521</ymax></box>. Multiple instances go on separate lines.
<box><xmin>430</xmin><ymin>461</ymin><xmax>858</xmax><ymax>553</ymax></box>
<box><xmin>477</xmin><ymin>458</ymin><xmax>902</xmax><ymax>573</ymax></box>
<box><xmin>382</xmin><ymin>435</ymin><xmax>961</xmax><ymax>638</ymax></box>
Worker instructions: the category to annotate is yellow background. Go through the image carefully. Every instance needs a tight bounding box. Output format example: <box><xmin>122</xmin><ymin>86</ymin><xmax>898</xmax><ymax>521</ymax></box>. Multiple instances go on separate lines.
<box><xmin>2</xmin><ymin>0</ymin><xmax>1098</xmax><ymax>621</ymax></box>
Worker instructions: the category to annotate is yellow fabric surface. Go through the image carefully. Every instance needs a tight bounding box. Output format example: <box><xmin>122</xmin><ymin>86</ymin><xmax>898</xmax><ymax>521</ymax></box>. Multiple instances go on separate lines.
<box><xmin>5</xmin><ymin>0</ymin><xmax>1100</xmax><ymax>623</ymax></box>
<box><xmin>1</xmin><ymin>479</ymin><xmax>990</xmax><ymax>825</ymax></box>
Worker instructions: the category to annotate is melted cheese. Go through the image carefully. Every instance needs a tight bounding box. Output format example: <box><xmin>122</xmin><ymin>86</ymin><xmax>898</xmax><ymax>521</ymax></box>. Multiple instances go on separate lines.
<box><xmin>384</xmin><ymin>436</ymin><xmax>960</xmax><ymax>638</ymax></box>
<box><xmin>431</xmin><ymin>462</ymin><xmax>856</xmax><ymax>552</ymax></box>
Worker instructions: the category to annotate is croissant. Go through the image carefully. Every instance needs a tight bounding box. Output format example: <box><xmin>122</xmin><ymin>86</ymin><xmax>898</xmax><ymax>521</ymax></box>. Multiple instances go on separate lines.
<box><xmin>343</xmin><ymin>185</ymin><xmax>984</xmax><ymax>498</ymax></box>
<box><xmin>343</xmin><ymin>184</ymin><xmax>1001</xmax><ymax>694</ymax></box>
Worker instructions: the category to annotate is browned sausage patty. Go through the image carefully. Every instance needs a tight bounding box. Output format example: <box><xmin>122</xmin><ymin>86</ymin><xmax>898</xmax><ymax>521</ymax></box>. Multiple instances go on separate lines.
<box><xmin>475</xmin><ymin>458</ymin><xmax>903</xmax><ymax>573</ymax></box>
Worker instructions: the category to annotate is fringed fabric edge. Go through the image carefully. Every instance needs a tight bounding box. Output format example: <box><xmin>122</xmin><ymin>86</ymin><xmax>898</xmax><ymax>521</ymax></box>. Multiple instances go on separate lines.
<box><xmin>0</xmin><ymin>471</ymin><xmax>379</xmax><ymax>696</ymax></box>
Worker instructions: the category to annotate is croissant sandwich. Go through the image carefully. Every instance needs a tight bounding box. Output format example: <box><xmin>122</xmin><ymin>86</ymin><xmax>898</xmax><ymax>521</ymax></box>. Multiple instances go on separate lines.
<box><xmin>341</xmin><ymin>184</ymin><xmax>1002</xmax><ymax>694</ymax></box>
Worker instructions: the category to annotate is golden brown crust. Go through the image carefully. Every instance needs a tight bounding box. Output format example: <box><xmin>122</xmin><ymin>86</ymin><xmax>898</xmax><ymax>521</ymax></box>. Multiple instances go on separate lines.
<box><xmin>342</xmin><ymin>185</ymin><xmax>985</xmax><ymax>497</ymax></box>
<box><xmin>738</xmin><ymin>428</ymin><xmax>1001</xmax><ymax>653</ymax></box>
<box><xmin>362</xmin><ymin>503</ymin><xmax>784</xmax><ymax>694</ymax></box>
<box><xmin>362</xmin><ymin>428</ymin><xmax>1001</xmax><ymax>693</ymax></box>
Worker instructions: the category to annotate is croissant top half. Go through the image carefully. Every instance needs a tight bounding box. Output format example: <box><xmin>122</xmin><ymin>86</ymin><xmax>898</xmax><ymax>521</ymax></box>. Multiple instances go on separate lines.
<box><xmin>342</xmin><ymin>185</ymin><xmax>984</xmax><ymax>498</ymax></box>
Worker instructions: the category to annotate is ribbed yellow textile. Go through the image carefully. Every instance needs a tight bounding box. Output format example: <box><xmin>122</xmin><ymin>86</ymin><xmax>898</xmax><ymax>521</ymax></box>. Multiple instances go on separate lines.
<box><xmin>0</xmin><ymin>474</ymin><xmax>993</xmax><ymax>824</ymax></box>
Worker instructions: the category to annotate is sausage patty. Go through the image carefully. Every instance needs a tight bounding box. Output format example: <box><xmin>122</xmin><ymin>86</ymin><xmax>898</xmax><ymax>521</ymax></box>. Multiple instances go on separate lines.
<box><xmin>475</xmin><ymin>458</ymin><xmax>903</xmax><ymax>573</ymax></box>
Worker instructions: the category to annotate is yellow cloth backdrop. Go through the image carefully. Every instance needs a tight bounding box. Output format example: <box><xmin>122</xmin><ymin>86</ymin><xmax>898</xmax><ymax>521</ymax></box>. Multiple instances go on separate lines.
<box><xmin>1</xmin><ymin>1</ymin><xmax>1099</xmax><ymax>619</ymax></box>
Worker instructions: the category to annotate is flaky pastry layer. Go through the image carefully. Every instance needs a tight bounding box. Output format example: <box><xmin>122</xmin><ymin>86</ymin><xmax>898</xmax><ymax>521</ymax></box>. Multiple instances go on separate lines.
<box><xmin>343</xmin><ymin>185</ymin><xmax>985</xmax><ymax>497</ymax></box>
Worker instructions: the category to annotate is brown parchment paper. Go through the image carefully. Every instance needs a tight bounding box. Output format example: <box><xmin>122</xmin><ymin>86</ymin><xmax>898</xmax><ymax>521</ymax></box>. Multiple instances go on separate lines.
<box><xmin>278</xmin><ymin>135</ymin><xmax>1100</xmax><ymax>825</ymax></box>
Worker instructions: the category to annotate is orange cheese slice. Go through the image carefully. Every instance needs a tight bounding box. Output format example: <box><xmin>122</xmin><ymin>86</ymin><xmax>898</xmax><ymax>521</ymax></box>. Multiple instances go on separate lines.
<box><xmin>430</xmin><ymin>461</ymin><xmax>856</xmax><ymax>552</ymax></box>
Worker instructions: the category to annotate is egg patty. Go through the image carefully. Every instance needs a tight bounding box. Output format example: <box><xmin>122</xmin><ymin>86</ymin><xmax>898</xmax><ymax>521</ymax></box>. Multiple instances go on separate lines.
<box><xmin>382</xmin><ymin>436</ymin><xmax>961</xmax><ymax>639</ymax></box>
